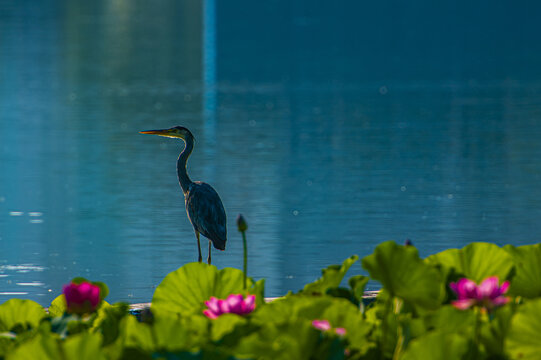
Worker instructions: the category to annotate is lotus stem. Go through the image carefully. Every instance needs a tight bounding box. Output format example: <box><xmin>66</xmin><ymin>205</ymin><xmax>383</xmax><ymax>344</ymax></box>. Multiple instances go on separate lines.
<box><xmin>242</xmin><ymin>231</ymin><xmax>247</xmax><ymax>289</ymax></box>
<box><xmin>381</xmin><ymin>294</ymin><xmax>393</xmax><ymax>360</ymax></box>
<box><xmin>392</xmin><ymin>298</ymin><xmax>404</xmax><ymax>360</ymax></box>
<box><xmin>237</xmin><ymin>214</ymin><xmax>248</xmax><ymax>290</ymax></box>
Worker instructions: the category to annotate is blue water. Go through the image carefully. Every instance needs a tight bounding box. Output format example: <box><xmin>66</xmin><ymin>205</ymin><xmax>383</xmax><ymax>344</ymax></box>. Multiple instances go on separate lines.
<box><xmin>1</xmin><ymin>1</ymin><xmax>541</xmax><ymax>305</ymax></box>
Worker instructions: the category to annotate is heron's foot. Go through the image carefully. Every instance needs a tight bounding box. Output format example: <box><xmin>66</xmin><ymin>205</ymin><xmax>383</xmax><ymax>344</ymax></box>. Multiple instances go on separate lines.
<box><xmin>207</xmin><ymin>255</ymin><xmax>211</xmax><ymax>265</ymax></box>
<box><xmin>198</xmin><ymin>255</ymin><xmax>202</xmax><ymax>263</ymax></box>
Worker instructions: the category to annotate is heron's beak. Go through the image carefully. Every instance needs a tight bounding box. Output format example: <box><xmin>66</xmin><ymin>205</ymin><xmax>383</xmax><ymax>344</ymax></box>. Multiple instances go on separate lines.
<box><xmin>139</xmin><ymin>129</ymin><xmax>182</xmax><ymax>139</ymax></box>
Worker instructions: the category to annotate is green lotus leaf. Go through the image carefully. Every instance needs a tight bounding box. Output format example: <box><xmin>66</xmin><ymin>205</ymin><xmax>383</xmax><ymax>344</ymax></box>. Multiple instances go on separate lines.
<box><xmin>361</xmin><ymin>241</ymin><xmax>444</xmax><ymax>309</ymax></box>
<box><xmin>0</xmin><ymin>299</ymin><xmax>46</xmax><ymax>332</ymax></box>
<box><xmin>505</xmin><ymin>298</ymin><xmax>541</xmax><ymax>360</ymax></box>
<box><xmin>116</xmin><ymin>315</ymin><xmax>155</xmax><ymax>354</ymax></box>
<box><xmin>348</xmin><ymin>275</ymin><xmax>369</xmax><ymax>304</ymax></box>
<box><xmin>151</xmin><ymin>312</ymin><xmax>209</xmax><ymax>351</ymax></box>
<box><xmin>63</xmin><ymin>332</ymin><xmax>106</xmax><ymax>360</ymax></box>
<box><xmin>252</xmin><ymin>295</ymin><xmax>372</xmax><ymax>355</ymax></box>
<box><xmin>302</xmin><ymin>255</ymin><xmax>358</xmax><ymax>295</ymax></box>
<box><xmin>233</xmin><ymin>318</ymin><xmax>320</xmax><ymax>360</ymax></box>
<box><xmin>426</xmin><ymin>305</ymin><xmax>476</xmax><ymax>333</ymax></box>
<box><xmin>91</xmin><ymin>303</ymin><xmax>129</xmax><ymax>346</ymax></box>
<box><xmin>503</xmin><ymin>243</ymin><xmax>541</xmax><ymax>297</ymax></box>
<box><xmin>210</xmin><ymin>314</ymin><xmax>247</xmax><ymax>342</ymax></box>
<box><xmin>363</xmin><ymin>293</ymin><xmax>400</xmax><ymax>357</ymax></box>
<box><xmin>252</xmin><ymin>296</ymin><xmax>335</xmax><ymax>325</ymax></box>
<box><xmin>48</xmin><ymin>294</ymin><xmax>67</xmax><ymax>318</ymax></box>
<box><xmin>110</xmin><ymin>312</ymin><xmax>207</xmax><ymax>356</ymax></box>
<box><xmin>151</xmin><ymin>262</ymin><xmax>264</xmax><ymax>316</ymax></box>
<box><xmin>318</xmin><ymin>298</ymin><xmax>374</xmax><ymax>354</ymax></box>
<box><xmin>480</xmin><ymin>304</ymin><xmax>516</xmax><ymax>356</ymax></box>
<box><xmin>151</xmin><ymin>348</ymin><xmax>240</xmax><ymax>360</ymax></box>
<box><xmin>401</xmin><ymin>331</ymin><xmax>469</xmax><ymax>360</ymax></box>
<box><xmin>0</xmin><ymin>337</ymin><xmax>14</xmax><ymax>359</ymax></box>
<box><xmin>426</xmin><ymin>242</ymin><xmax>514</xmax><ymax>283</ymax></box>
<box><xmin>5</xmin><ymin>333</ymin><xmax>61</xmax><ymax>360</ymax></box>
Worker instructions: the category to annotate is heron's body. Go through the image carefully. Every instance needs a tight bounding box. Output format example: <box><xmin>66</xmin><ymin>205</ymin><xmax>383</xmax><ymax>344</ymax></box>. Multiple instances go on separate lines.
<box><xmin>185</xmin><ymin>181</ymin><xmax>226</xmax><ymax>250</ymax></box>
<box><xmin>140</xmin><ymin>126</ymin><xmax>227</xmax><ymax>264</ymax></box>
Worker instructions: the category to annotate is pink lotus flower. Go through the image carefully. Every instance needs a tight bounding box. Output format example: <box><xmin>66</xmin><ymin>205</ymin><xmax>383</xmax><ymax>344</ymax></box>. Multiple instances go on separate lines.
<box><xmin>449</xmin><ymin>276</ymin><xmax>510</xmax><ymax>311</ymax></box>
<box><xmin>63</xmin><ymin>282</ymin><xmax>101</xmax><ymax>315</ymax></box>
<box><xmin>203</xmin><ymin>294</ymin><xmax>256</xmax><ymax>319</ymax></box>
<box><xmin>312</xmin><ymin>319</ymin><xmax>332</xmax><ymax>331</ymax></box>
<box><xmin>312</xmin><ymin>319</ymin><xmax>347</xmax><ymax>336</ymax></box>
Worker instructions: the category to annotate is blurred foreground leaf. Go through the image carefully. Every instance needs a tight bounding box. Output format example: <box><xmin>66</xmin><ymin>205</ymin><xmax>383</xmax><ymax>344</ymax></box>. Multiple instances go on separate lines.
<box><xmin>63</xmin><ymin>332</ymin><xmax>106</xmax><ymax>360</ymax></box>
<box><xmin>0</xmin><ymin>299</ymin><xmax>46</xmax><ymax>332</ymax></box>
<box><xmin>503</xmin><ymin>243</ymin><xmax>541</xmax><ymax>298</ymax></box>
<box><xmin>422</xmin><ymin>305</ymin><xmax>476</xmax><ymax>336</ymax></box>
<box><xmin>401</xmin><ymin>331</ymin><xmax>469</xmax><ymax>360</ymax></box>
<box><xmin>91</xmin><ymin>303</ymin><xmax>129</xmax><ymax>346</ymax></box>
<box><xmin>480</xmin><ymin>304</ymin><xmax>516</xmax><ymax>357</ymax></box>
<box><xmin>233</xmin><ymin>318</ymin><xmax>320</xmax><ymax>360</ymax></box>
<box><xmin>348</xmin><ymin>275</ymin><xmax>369</xmax><ymax>304</ymax></box>
<box><xmin>362</xmin><ymin>241</ymin><xmax>443</xmax><ymax>309</ymax></box>
<box><xmin>5</xmin><ymin>333</ymin><xmax>60</xmax><ymax>360</ymax></box>
<box><xmin>252</xmin><ymin>296</ymin><xmax>373</xmax><ymax>355</ymax></box>
<box><xmin>505</xmin><ymin>298</ymin><xmax>541</xmax><ymax>360</ymax></box>
<box><xmin>48</xmin><ymin>295</ymin><xmax>67</xmax><ymax>318</ymax></box>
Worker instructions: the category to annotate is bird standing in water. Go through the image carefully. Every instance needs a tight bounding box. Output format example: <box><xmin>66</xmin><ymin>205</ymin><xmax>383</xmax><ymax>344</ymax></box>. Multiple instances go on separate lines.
<box><xmin>140</xmin><ymin>126</ymin><xmax>227</xmax><ymax>264</ymax></box>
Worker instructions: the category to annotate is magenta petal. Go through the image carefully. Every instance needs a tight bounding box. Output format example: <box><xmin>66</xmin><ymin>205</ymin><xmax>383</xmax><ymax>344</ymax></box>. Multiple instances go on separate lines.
<box><xmin>242</xmin><ymin>295</ymin><xmax>256</xmax><ymax>313</ymax></box>
<box><xmin>203</xmin><ymin>309</ymin><xmax>219</xmax><ymax>319</ymax></box>
<box><xmin>227</xmin><ymin>295</ymin><xmax>244</xmax><ymax>314</ymax></box>
<box><xmin>63</xmin><ymin>285</ymin><xmax>75</xmax><ymax>303</ymax></box>
<box><xmin>451</xmin><ymin>278</ymin><xmax>479</xmax><ymax>300</ymax></box>
<box><xmin>205</xmin><ymin>297</ymin><xmax>221</xmax><ymax>315</ymax></box>
<box><xmin>451</xmin><ymin>299</ymin><xmax>476</xmax><ymax>310</ymax></box>
<box><xmin>335</xmin><ymin>327</ymin><xmax>347</xmax><ymax>336</ymax></box>
<box><xmin>499</xmin><ymin>281</ymin><xmax>510</xmax><ymax>295</ymax></box>
<box><xmin>64</xmin><ymin>284</ymin><xmax>82</xmax><ymax>304</ymax></box>
<box><xmin>218</xmin><ymin>299</ymin><xmax>230</xmax><ymax>314</ymax></box>
<box><xmin>78</xmin><ymin>282</ymin><xmax>92</xmax><ymax>294</ymax></box>
<box><xmin>205</xmin><ymin>295</ymin><xmax>256</xmax><ymax>318</ymax></box>
<box><xmin>227</xmin><ymin>294</ymin><xmax>243</xmax><ymax>302</ymax></box>
<box><xmin>89</xmin><ymin>286</ymin><xmax>101</xmax><ymax>307</ymax></box>
<box><xmin>478</xmin><ymin>277</ymin><xmax>501</xmax><ymax>299</ymax></box>
<box><xmin>491</xmin><ymin>296</ymin><xmax>510</xmax><ymax>307</ymax></box>
<box><xmin>458</xmin><ymin>278</ymin><xmax>479</xmax><ymax>299</ymax></box>
<box><xmin>312</xmin><ymin>319</ymin><xmax>331</xmax><ymax>331</ymax></box>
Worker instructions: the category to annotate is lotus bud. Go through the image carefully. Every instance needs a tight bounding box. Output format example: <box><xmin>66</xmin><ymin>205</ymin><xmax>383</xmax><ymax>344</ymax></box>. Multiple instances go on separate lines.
<box><xmin>63</xmin><ymin>281</ymin><xmax>101</xmax><ymax>315</ymax></box>
<box><xmin>236</xmin><ymin>214</ymin><xmax>248</xmax><ymax>232</ymax></box>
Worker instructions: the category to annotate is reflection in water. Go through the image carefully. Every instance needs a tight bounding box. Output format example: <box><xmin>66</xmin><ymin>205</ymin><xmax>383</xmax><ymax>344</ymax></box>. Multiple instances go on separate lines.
<box><xmin>202</xmin><ymin>0</ymin><xmax>218</xmax><ymax>189</ymax></box>
<box><xmin>1</xmin><ymin>1</ymin><xmax>541</xmax><ymax>305</ymax></box>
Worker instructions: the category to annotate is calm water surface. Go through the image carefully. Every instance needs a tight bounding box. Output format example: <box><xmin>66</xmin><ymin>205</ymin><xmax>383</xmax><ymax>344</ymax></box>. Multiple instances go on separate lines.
<box><xmin>1</xmin><ymin>1</ymin><xmax>541</xmax><ymax>305</ymax></box>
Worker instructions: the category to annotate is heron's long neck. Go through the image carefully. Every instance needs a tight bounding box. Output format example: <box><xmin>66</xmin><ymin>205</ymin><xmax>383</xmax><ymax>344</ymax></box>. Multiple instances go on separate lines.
<box><xmin>177</xmin><ymin>136</ymin><xmax>194</xmax><ymax>194</ymax></box>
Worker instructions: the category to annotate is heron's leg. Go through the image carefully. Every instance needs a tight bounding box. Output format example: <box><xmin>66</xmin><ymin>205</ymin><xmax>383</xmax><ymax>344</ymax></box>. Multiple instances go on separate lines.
<box><xmin>196</xmin><ymin>231</ymin><xmax>202</xmax><ymax>263</ymax></box>
<box><xmin>207</xmin><ymin>240</ymin><xmax>212</xmax><ymax>264</ymax></box>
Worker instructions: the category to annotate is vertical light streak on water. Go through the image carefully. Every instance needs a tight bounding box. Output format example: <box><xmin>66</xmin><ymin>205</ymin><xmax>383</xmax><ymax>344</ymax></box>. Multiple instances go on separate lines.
<box><xmin>202</xmin><ymin>0</ymin><xmax>217</xmax><ymax>171</ymax></box>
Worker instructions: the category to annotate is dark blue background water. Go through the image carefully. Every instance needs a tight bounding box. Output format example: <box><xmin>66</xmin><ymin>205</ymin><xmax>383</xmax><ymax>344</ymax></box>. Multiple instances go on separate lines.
<box><xmin>1</xmin><ymin>1</ymin><xmax>541</xmax><ymax>305</ymax></box>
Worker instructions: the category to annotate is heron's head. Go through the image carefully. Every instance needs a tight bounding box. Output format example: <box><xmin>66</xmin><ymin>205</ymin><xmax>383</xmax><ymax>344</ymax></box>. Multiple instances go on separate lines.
<box><xmin>139</xmin><ymin>126</ymin><xmax>194</xmax><ymax>140</ymax></box>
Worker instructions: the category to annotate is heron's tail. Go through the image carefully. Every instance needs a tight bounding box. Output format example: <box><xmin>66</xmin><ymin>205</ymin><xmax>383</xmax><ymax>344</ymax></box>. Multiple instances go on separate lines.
<box><xmin>212</xmin><ymin>236</ymin><xmax>226</xmax><ymax>251</ymax></box>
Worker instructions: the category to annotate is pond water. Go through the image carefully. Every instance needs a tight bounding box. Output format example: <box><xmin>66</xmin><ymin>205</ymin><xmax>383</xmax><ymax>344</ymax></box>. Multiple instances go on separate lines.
<box><xmin>1</xmin><ymin>1</ymin><xmax>541</xmax><ymax>305</ymax></box>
